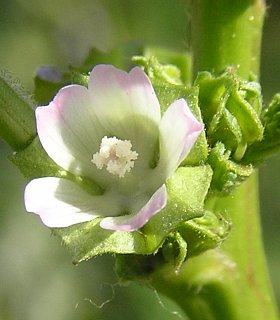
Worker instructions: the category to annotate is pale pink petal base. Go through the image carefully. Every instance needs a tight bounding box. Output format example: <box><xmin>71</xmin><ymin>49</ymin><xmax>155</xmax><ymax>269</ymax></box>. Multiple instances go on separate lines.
<box><xmin>100</xmin><ymin>184</ymin><xmax>167</xmax><ymax>231</ymax></box>
<box><xmin>25</xmin><ymin>177</ymin><xmax>102</xmax><ymax>228</ymax></box>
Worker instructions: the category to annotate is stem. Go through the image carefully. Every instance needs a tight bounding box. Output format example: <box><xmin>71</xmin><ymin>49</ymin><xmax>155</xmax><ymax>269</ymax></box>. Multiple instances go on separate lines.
<box><xmin>150</xmin><ymin>1</ymin><xmax>279</xmax><ymax>319</ymax></box>
<box><xmin>191</xmin><ymin>0</ymin><xmax>264</xmax><ymax>78</ymax></box>
<box><xmin>213</xmin><ymin>173</ymin><xmax>278</xmax><ymax>319</ymax></box>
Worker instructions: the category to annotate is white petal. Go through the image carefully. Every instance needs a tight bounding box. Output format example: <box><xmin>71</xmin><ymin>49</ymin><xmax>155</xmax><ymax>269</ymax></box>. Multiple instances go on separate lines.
<box><xmin>88</xmin><ymin>65</ymin><xmax>161</xmax><ymax>128</ymax></box>
<box><xmin>157</xmin><ymin>98</ymin><xmax>204</xmax><ymax>178</ymax></box>
<box><xmin>100</xmin><ymin>184</ymin><xmax>167</xmax><ymax>231</ymax></box>
<box><xmin>36</xmin><ymin>85</ymin><xmax>107</xmax><ymax>180</ymax></box>
<box><xmin>25</xmin><ymin>177</ymin><xmax>112</xmax><ymax>228</ymax></box>
<box><xmin>88</xmin><ymin>65</ymin><xmax>161</xmax><ymax>166</ymax></box>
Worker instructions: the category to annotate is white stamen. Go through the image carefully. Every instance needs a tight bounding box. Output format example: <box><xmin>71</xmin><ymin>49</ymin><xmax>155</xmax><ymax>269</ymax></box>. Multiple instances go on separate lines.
<box><xmin>91</xmin><ymin>136</ymin><xmax>138</xmax><ymax>178</ymax></box>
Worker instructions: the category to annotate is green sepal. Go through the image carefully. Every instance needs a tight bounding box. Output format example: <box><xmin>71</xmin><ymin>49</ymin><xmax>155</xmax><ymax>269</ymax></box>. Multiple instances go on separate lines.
<box><xmin>115</xmin><ymin>232</ymin><xmax>188</xmax><ymax>282</ymax></box>
<box><xmin>161</xmin><ymin>232</ymin><xmax>188</xmax><ymax>272</ymax></box>
<box><xmin>143</xmin><ymin>47</ymin><xmax>192</xmax><ymax>84</ymax></box>
<box><xmin>115</xmin><ymin>210</ymin><xmax>230</xmax><ymax>281</ymax></box>
<box><xmin>178</xmin><ymin>210</ymin><xmax>231</xmax><ymax>257</ymax></box>
<box><xmin>208</xmin><ymin>142</ymin><xmax>253</xmax><ymax>194</ymax></box>
<box><xmin>243</xmin><ymin>93</ymin><xmax>280</xmax><ymax>164</ymax></box>
<box><xmin>195</xmin><ymin>70</ymin><xmax>264</xmax><ymax>160</ymax></box>
<box><xmin>133</xmin><ymin>55</ymin><xmax>183</xmax><ymax>85</ymax></box>
<box><xmin>159</xmin><ymin>210</ymin><xmax>230</xmax><ymax>272</ymax></box>
<box><xmin>54</xmin><ymin>165</ymin><xmax>213</xmax><ymax>264</ymax></box>
<box><xmin>0</xmin><ymin>70</ymin><xmax>36</xmax><ymax>150</ymax></box>
<box><xmin>134</xmin><ymin>48</ymin><xmax>192</xmax><ymax>85</ymax></box>
<box><xmin>10</xmin><ymin>137</ymin><xmax>103</xmax><ymax>195</ymax></box>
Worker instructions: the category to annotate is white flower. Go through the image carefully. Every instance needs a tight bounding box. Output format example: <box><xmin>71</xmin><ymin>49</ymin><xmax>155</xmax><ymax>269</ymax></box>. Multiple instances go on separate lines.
<box><xmin>24</xmin><ymin>65</ymin><xmax>203</xmax><ymax>231</ymax></box>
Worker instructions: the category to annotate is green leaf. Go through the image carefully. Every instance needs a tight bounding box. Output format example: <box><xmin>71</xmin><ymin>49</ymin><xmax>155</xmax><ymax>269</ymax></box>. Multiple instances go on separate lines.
<box><xmin>0</xmin><ymin>69</ymin><xmax>36</xmax><ymax>150</ymax></box>
<box><xmin>54</xmin><ymin>165</ymin><xmax>213</xmax><ymax>263</ymax></box>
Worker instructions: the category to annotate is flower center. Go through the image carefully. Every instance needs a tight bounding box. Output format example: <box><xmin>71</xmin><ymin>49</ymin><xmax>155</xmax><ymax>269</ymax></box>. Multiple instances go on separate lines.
<box><xmin>91</xmin><ymin>136</ymin><xmax>138</xmax><ymax>178</ymax></box>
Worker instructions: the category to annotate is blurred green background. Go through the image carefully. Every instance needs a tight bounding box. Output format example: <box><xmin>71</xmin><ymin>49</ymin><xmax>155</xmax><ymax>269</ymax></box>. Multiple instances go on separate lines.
<box><xmin>0</xmin><ymin>1</ymin><xmax>279</xmax><ymax>319</ymax></box>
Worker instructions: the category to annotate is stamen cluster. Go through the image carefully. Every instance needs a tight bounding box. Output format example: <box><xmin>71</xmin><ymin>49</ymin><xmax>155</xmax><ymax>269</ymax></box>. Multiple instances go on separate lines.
<box><xmin>91</xmin><ymin>136</ymin><xmax>138</xmax><ymax>178</ymax></box>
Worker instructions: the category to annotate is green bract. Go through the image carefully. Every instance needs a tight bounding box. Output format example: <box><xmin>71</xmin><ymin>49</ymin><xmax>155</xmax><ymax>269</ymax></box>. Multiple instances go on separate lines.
<box><xmin>195</xmin><ymin>69</ymin><xmax>263</xmax><ymax>161</ymax></box>
<box><xmin>208</xmin><ymin>142</ymin><xmax>253</xmax><ymax>194</ymax></box>
<box><xmin>244</xmin><ymin>93</ymin><xmax>280</xmax><ymax>163</ymax></box>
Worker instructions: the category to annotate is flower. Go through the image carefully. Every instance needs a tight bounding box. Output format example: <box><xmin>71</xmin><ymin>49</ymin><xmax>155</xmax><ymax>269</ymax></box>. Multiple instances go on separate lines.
<box><xmin>24</xmin><ymin>65</ymin><xmax>203</xmax><ymax>231</ymax></box>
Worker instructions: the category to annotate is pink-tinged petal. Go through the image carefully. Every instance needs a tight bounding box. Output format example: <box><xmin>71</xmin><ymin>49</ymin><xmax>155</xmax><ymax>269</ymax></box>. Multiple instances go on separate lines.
<box><xmin>100</xmin><ymin>184</ymin><xmax>167</xmax><ymax>231</ymax></box>
<box><xmin>88</xmin><ymin>65</ymin><xmax>160</xmax><ymax>164</ymax></box>
<box><xmin>157</xmin><ymin>98</ymin><xmax>204</xmax><ymax>178</ymax></box>
<box><xmin>89</xmin><ymin>65</ymin><xmax>161</xmax><ymax>127</ymax></box>
<box><xmin>36</xmin><ymin>85</ymin><xmax>104</xmax><ymax>179</ymax></box>
<box><xmin>25</xmin><ymin>177</ymin><xmax>110</xmax><ymax>228</ymax></box>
